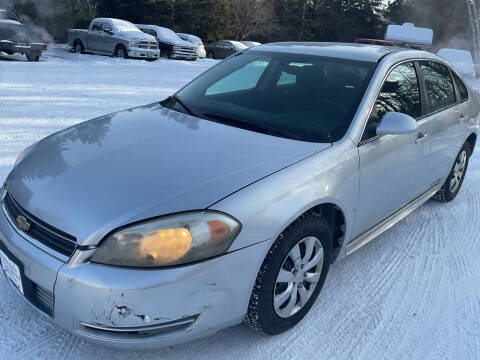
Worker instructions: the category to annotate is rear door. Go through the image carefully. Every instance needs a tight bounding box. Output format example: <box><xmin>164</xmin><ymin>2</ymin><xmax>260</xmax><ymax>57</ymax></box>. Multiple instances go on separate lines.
<box><xmin>354</xmin><ymin>61</ymin><xmax>431</xmax><ymax>237</ymax></box>
<box><xmin>416</xmin><ymin>61</ymin><xmax>467</xmax><ymax>185</ymax></box>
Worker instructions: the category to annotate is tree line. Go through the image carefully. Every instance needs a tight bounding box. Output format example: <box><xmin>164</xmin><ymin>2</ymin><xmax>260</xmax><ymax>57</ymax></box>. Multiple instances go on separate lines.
<box><xmin>0</xmin><ymin>0</ymin><xmax>474</xmax><ymax>52</ymax></box>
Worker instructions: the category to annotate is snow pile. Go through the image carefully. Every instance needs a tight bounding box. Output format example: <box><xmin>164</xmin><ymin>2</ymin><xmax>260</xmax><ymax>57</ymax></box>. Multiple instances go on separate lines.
<box><xmin>386</xmin><ymin>23</ymin><xmax>433</xmax><ymax>46</ymax></box>
<box><xmin>437</xmin><ymin>48</ymin><xmax>477</xmax><ymax>79</ymax></box>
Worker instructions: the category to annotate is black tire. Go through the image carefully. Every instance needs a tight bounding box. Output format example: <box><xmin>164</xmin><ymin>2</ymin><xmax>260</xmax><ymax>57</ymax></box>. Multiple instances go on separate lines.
<box><xmin>74</xmin><ymin>41</ymin><xmax>84</xmax><ymax>54</ymax></box>
<box><xmin>245</xmin><ymin>212</ymin><xmax>332</xmax><ymax>335</ymax></box>
<box><xmin>146</xmin><ymin>58</ymin><xmax>158</xmax><ymax>62</ymax></box>
<box><xmin>434</xmin><ymin>141</ymin><xmax>471</xmax><ymax>202</ymax></box>
<box><xmin>26</xmin><ymin>52</ymin><xmax>40</xmax><ymax>62</ymax></box>
<box><xmin>115</xmin><ymin>45</ymin><xmax>128</xmax><ymax>59</ymax></box>
<box><xmin>160</xmin><ymin>49</ymin><xmax>169</xmax><ymax>59</ymax></box>
<box><xmin>207</xmin><ymin>51</ymin><xmax>215</xmax><ymax>59</ymax></box>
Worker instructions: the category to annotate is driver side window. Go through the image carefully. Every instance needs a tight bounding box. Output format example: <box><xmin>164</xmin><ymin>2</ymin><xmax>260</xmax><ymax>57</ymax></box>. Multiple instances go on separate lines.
<box><xmin>362</xmin><ymin>62</ymin><xmax>421</xmax><ymax>142</ymax></box>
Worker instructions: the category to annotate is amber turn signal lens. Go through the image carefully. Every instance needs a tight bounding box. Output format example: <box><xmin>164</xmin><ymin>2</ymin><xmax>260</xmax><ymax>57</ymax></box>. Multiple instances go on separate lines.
<box><xmin>208</xmin><ymin>220</ymin><xmax>230</xmax><ymax>243</ymax></box>
<box><xmin>138</xmin><ymin>228</ymin><xmax>192</xmax><ymax>263</ymax></box>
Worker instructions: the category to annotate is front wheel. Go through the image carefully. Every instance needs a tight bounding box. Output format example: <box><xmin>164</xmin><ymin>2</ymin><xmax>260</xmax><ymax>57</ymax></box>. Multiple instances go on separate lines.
<box><xmin>115</xmin><ymin>46</ymin><xmax>128</xmax><ymax>59</ymax></box>
<box><xmin>207</xmin><ymin>51</ymin><xmax>215</xmax><ymax>59</ymax></box>
<box><xmin>434</xmin><ymin>141</ymin><xmax>471</xmax><ymax>202</ymax></box>
<box><xmin>245</xmin><ymin>213</ymin><xmax>332</xmax><ymax>334</ymax></box>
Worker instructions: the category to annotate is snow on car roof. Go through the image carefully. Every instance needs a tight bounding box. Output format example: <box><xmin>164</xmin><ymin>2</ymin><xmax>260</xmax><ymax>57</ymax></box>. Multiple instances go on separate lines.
<box><xmin>251</xmin><ymin>42</ymin><xmax>400</xmax><ymax>62</ymax></box>
<box><xmin>177</xmin><ymin>33</ymin><xmax>203</xmax><ymax>45</ymax></box>
<box><xmin>138</xmin><ymin>25</ymin><xmax>179</xmax><ymax>41</ymax></box>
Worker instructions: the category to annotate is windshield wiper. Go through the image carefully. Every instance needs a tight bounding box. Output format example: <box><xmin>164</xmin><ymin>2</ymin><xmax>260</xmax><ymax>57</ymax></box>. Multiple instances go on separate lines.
<box><xmin>162</xmin><ymin>95</ymin><xmax>195</xmax><ymax>116</ymax></box>
<box><xmin>202</xmin><ymin>113</ymin><xmax>293</xmax><ymax>139</ymax></box>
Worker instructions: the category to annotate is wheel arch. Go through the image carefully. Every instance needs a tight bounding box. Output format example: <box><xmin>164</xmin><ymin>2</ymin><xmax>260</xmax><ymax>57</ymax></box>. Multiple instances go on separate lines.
<box><xmin>285</xmin><ymin>203</ymin><xmax>347</xmax><ymax>263</ymax></box>
<box><xmin>73</xmin><ymin>39</ymin><xmax>84</xmax><ymax>48</ymax></box>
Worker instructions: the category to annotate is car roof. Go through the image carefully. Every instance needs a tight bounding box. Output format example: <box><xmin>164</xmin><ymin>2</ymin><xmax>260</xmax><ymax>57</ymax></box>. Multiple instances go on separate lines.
<box><xmin>250</xmin><ymin>42</ymin><xmax>405</xmax><ymax>62</ymax></box>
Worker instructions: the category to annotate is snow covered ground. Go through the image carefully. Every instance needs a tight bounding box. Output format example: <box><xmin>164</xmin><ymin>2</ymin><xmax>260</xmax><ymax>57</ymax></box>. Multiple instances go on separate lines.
<box><xmin>1</xmin><ymin>46</ymin><xmax>480</xmax><ymax>360</ymax></box>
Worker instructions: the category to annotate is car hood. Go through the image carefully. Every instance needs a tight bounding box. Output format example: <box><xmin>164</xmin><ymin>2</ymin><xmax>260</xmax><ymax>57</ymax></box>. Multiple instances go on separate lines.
<box><xmin>7</xmin><ymin>103</ymin><xmax>329</xmax><ymax>245</ymax></box>
<box><xmin>120</xmin><ymin>31</ymin><xmax>155</xmax><ymax>42</ymax></box>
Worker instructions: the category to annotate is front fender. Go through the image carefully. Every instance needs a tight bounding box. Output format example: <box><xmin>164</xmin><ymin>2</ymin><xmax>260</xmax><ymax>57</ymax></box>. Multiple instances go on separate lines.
<box><xmin>210</xmin><ymin>140</ymin><xmax>359</xmax><ymax>261</ymax></box>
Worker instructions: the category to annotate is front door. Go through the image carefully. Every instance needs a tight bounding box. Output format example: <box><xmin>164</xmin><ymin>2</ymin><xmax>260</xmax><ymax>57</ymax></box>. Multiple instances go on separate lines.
<box><xmin>353</xmin><ymin>61</ymin><xmax>432</xmax><ymax>238</ymax></box>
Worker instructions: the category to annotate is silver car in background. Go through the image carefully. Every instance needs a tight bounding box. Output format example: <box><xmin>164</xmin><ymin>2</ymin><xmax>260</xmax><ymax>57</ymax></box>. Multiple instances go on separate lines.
<box><xmin>68</xmin><ymin>18</ymin><xmax>160</xmax><ymax>60</ymax></box>
<box><xmin>0</xmin><ymin>43</ymin><xmax>478</xmax><ymax>349</ymax></box>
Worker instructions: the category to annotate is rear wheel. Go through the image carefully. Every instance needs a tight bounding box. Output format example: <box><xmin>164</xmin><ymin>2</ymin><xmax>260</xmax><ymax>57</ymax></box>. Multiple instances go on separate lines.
<box><xmin>434</xmin><ymin>141</ymin><xmax>471</xmax><ymax>202</ymax></box>
<box><xmin>245</xmin><ymin>213</ymin><xmax>332</xmax><ymax>334</ymax></box>
<box><xmin>26</xmin><ymin>52</ymin><xmax>40</xmax><ymax>62</ymax></box>
<box><xmin>74</xmin><ymin>42</ymin><xmax>84</xmax><ymax>54</ymax></box>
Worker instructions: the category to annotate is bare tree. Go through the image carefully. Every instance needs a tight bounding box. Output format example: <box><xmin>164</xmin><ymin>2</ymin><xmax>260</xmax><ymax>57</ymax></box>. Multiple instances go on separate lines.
<box><xmin>229</xmin><ymin>0</ymin><xmax>270</xmax><ymax>40</ymax></box>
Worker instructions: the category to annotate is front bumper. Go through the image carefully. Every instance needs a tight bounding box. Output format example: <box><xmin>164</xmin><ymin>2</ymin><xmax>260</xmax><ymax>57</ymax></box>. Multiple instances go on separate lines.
<box><xmin>0</xmin><ymin>40</ymin><xmax>47</xmax><ymax>54</ymax></box>
<box><xmin>127</xmin><ymin>47</ymin><xmax>160</xmax><ymax>59</ymax></box>
<box><xmin>0</xmin><ymin>201</ymin><xmax>269</xmax><ymax>349</ymax></box>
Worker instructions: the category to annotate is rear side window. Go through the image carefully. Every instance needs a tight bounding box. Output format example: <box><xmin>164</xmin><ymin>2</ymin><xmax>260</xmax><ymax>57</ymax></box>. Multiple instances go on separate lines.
<box><xmin>92</xmin><ymin>22</ymin><xmax>102</xmax><ymax>31</ymax></box>
<box><xmin>420</xmin><ymin>61</ymin><xmax>456</xmax><ymax>113</ymax></box>
<box><xmin>362</xmin><ymin>62</ymin><xmax>421</xmax><ymax>141</ymax></box>
<box><xmin>452</xmin><ymin>72</ymin><xmax>469</xmax><ymax>102</ymax></box>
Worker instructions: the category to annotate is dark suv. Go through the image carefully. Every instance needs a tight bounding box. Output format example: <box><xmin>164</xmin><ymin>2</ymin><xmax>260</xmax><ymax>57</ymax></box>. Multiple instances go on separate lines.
<box><xmin>0</xmin><ymin>9</ymin><xmax>47</xmax><ymax>61</ymax></box>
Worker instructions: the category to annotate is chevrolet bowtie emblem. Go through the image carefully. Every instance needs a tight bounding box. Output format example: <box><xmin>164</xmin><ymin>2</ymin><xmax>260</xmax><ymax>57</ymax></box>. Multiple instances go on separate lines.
<box><xmin>16</xmin><ymin>215</ymin><xmax>30</xmax><ymax>232</ymax></box>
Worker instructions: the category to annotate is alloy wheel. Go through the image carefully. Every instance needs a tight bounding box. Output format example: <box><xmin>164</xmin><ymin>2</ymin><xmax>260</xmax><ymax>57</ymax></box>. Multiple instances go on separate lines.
<box><xmin>450</xmin><ymin>150</ymin><xmax>467</xmax><ymax>193</ymax></box>
<box><xmin>273</xmin><ymin>236</ymin><xmax>324</xmax><ymax>318</ymax></box>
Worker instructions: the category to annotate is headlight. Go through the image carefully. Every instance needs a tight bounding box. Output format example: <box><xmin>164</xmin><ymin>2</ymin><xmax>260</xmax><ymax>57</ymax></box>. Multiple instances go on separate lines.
<box><xmin>91</xmin><ymin>211</ymin><xmax>241</xmax><ymax>268</ymax></box>
<box><xmin>14</xmin><ymin>143</ymin><xmax>36</xmax><ymax>167</ymax></box>
<box><xmin>127</xmin><ymin>41</ymin><xmax>138</xmax><ymax>47</ymax></box>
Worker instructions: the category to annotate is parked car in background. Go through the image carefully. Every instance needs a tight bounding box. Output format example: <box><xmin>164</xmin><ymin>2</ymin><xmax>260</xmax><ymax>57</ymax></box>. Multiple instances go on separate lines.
<box><xmin>1</xmin><ymin>43</ymin><xmax>478</xmax><ymax>349</ymax></box>
<box><xmin>354</xmin><ymin>38</ymin><xmax>409</xmax><ymax>47</ymax></box>
<box><xmin>437</xmin><ymin>49</ymin><xmax>477</xmax><ymax>80</ymax></box>
<box><xmin>177</xmin><ymin>33</ymin><xmax>206</xmax><ymax>59</ymax></box>
<box><xmin>0</xmin><ymin>9</ymin><xmax>47</xmax><ymax>62</ymax></box>
<box><xmin>68</xmin><ymin>18</ymin><xmax>159</xmax><ymax>61</ymax></box>
<box><xmin>205</xmin><ymin>40</ymin><xmax>247</xmax><ymax>59</ymax></box>
<box><xmin>136</xmin><ymin>25</ymin><xmax>197</xmax><ymax>61</ymax></box>
<box><xmin>241</xmin><ymin>41</ymin><xmax>261</xmax><ymax>48</ymax></box>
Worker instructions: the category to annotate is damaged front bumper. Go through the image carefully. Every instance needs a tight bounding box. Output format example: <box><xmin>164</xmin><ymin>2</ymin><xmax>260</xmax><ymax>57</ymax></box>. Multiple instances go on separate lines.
<box><xmin>0</xmin><ymin>203</ymin><xmax>270</xmax><ymax>349</ymax></box>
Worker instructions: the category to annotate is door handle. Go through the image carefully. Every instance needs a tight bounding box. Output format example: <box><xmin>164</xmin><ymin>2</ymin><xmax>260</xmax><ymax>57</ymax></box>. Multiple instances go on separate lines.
<box><xmin>415</xmin><ymin>132</ymin><xmax>429</xmax><ymax>144</ymax></box>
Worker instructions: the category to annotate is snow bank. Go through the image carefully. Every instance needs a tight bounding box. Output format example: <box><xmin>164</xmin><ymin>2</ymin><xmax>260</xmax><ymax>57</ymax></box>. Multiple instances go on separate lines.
<box><xmin>437</xmin><ymin>49</ymin><xmax>477</xmax><ymax>79</ymax></box>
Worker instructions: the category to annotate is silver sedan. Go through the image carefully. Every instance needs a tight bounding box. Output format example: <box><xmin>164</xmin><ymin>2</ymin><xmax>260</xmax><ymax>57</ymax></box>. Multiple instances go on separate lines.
<box><xmin>0</xmin><ymin>43</ymin><xmax>478</xmax><ymax>349</ymax></box>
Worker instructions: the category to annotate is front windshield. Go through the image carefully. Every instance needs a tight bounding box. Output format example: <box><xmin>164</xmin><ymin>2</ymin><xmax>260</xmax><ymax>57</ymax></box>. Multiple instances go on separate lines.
<box><xmin>0</xmin><ymin>10</ymin><xmax>19</xmax><ymax>21</ymax></box>
<box><xmin>112</xmin><ymin>19</ymin><xmax>140</xmax><ymax>32</ymax></box>
<box><xmin>165</xmin><ymin>51</ymin><xmax>376</xmax><ymax>142</ymax></box>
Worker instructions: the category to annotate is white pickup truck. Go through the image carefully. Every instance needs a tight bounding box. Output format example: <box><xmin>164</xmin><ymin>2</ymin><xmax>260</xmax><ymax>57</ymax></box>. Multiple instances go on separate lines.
<box><xmin>68</xmin><ymin>18</ymin><xmax>160</xmax><ymax>60</ymax></box>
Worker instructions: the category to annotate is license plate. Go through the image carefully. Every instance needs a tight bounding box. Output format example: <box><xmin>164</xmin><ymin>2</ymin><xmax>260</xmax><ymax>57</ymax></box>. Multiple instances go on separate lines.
<box><xmin>0</xmin><ymin>249</ymin><xmax>24</xmax><ymax>295</ymax></box>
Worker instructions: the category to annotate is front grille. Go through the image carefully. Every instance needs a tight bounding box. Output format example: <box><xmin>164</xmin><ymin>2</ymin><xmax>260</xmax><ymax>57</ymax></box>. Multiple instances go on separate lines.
<box><xmin>138</xmin><ymin>41</ymin><xmax>159</xmax><ymax>50</ymax></box>
<box><xmin>30</xmin><ymin>282</ymin><xmax>54</xmax><ymax>317</ymax></box>
<box><xmin>3</xmin><ymin>193</ymin><xmax>77</xmax><ymax>258</ymax></box>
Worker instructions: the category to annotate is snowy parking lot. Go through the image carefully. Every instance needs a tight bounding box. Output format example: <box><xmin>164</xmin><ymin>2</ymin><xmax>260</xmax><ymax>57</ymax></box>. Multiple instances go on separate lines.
<box><xmin>1</xmin><ymin>47</ymin><xmax>480</xmax><ymax>360</ymax></box>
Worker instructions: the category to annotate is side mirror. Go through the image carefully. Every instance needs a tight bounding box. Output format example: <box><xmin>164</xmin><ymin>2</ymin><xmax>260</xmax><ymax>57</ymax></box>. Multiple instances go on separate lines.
<box><xmin>376</xmin><ymin>112</ymin><xmax>417</xmax><ymax>136</ymax></box>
